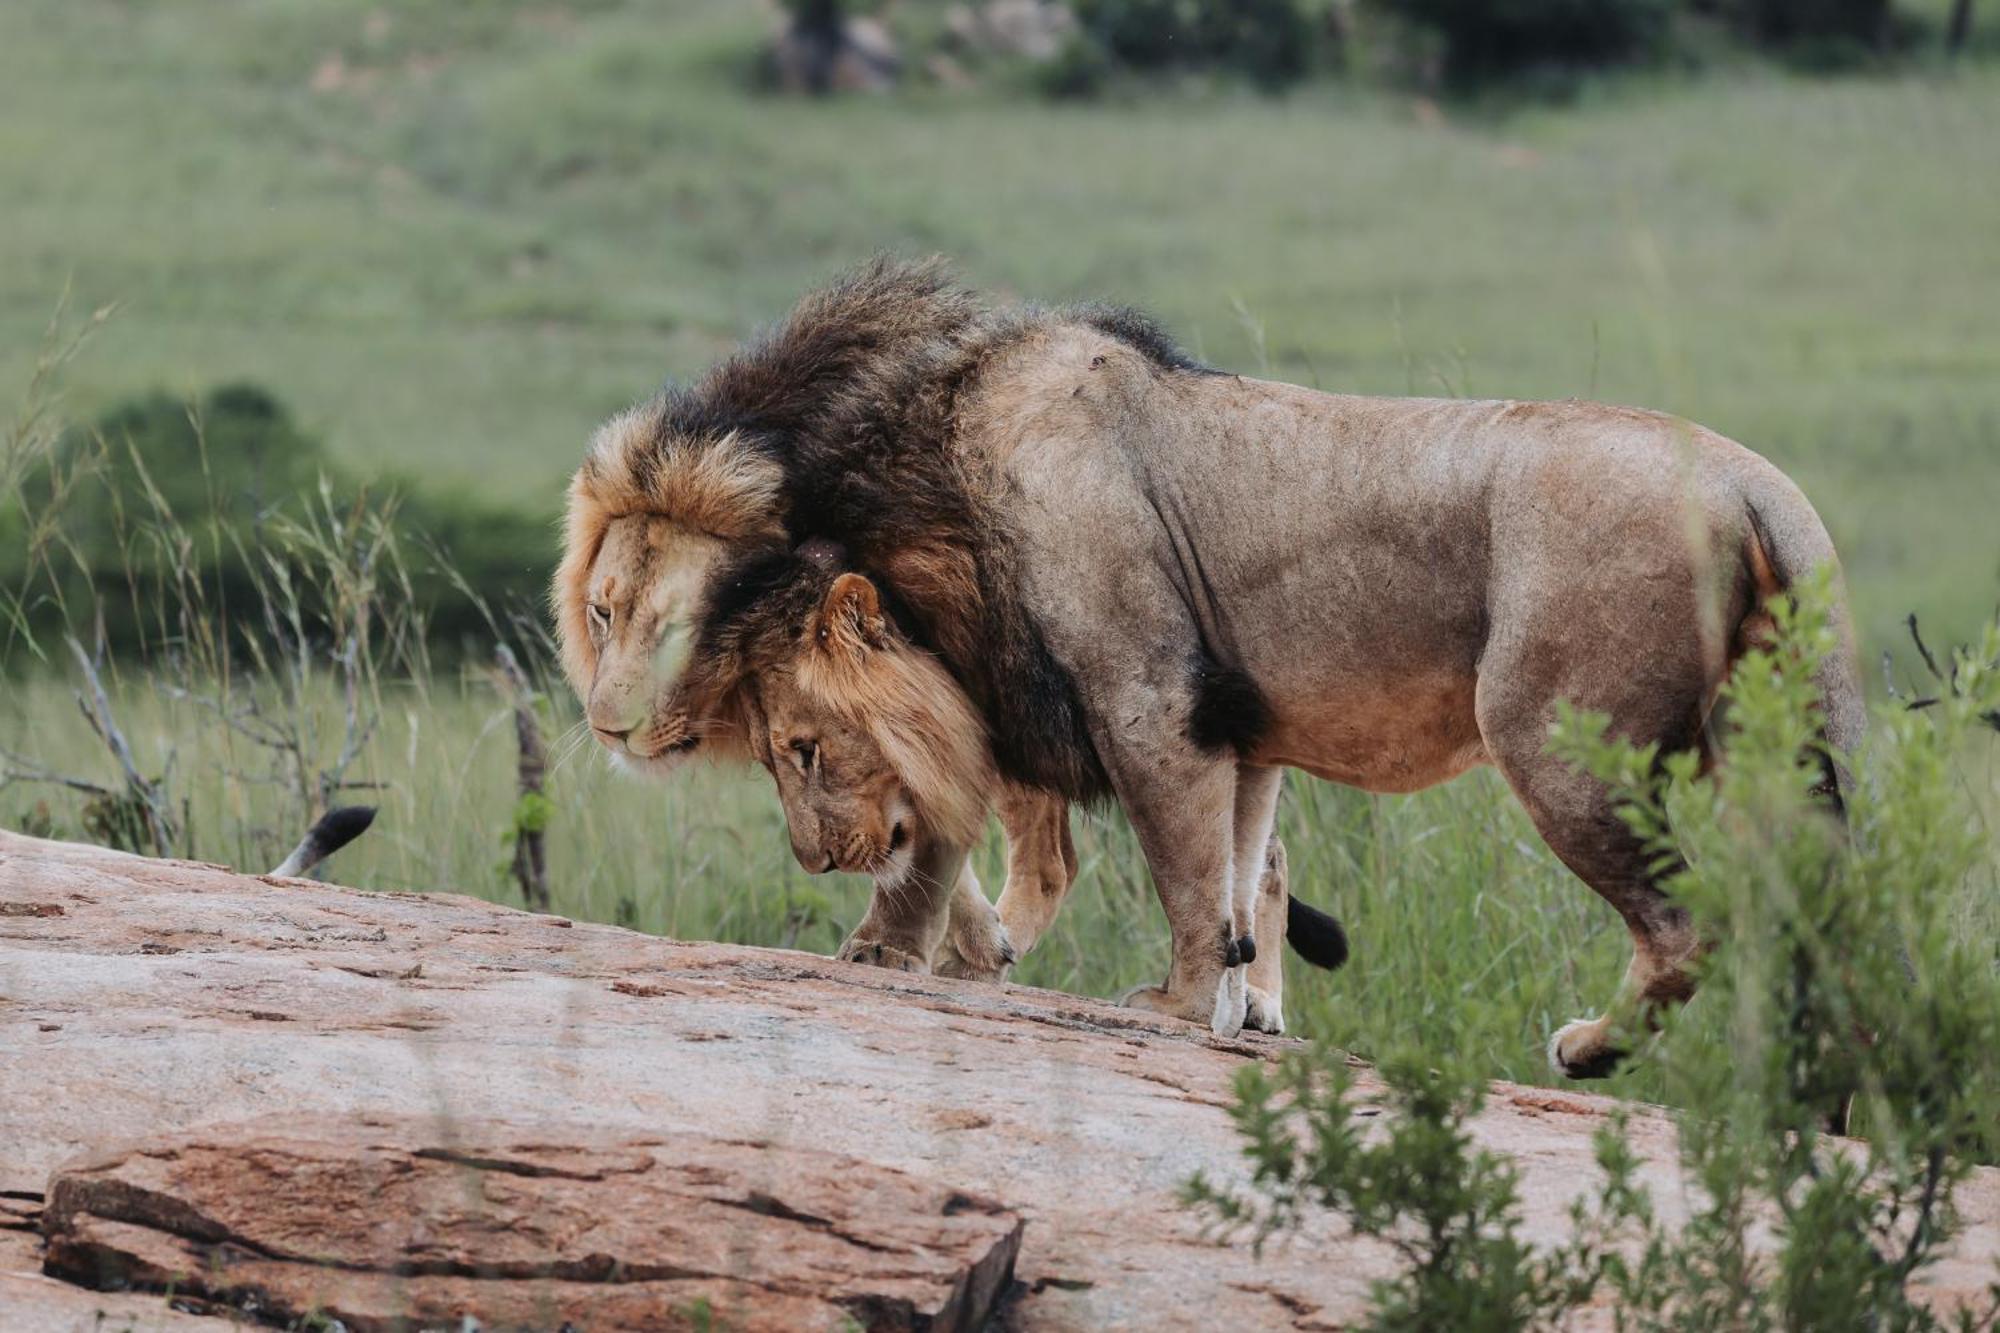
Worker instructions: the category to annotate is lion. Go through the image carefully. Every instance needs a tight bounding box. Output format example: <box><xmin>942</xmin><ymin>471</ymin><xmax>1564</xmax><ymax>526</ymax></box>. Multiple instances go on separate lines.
<box><xmin>558</xmin><ymin>258</ymin><xmax>1862</xmax><ymax>1068</ymax></box>
<box><xmin>715</xmin><ymin>553</ymin><xmax>1349</xmax><ymax>1027</ymax></box>
<box><xmin>557</xmin><ymin>508</ymin><xmax>1078</xmax><ymax>974</ymax></box>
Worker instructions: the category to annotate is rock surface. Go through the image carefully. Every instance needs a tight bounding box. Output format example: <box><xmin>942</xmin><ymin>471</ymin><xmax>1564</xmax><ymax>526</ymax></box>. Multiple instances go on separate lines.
<box><xmin>3</xmin><ymin>830</ymin><xmax>1998</xmax><ymax>1331</ymax></box>
<box><xmin>42</xmin><ymin>1116</ymin><xmax>1020</xmax><ymax>1332</ymax></box>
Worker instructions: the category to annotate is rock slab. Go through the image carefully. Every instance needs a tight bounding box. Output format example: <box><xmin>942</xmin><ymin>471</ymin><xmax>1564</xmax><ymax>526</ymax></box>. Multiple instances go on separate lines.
<box><xmin>3</xmin><ymin>830</ymin><xmax>1998</xmax><ymax>1331</ymax></box>
<box><xmin>41</xmin><ymin>1115</ymin><xmax>1020</xmax><ymax>1331</ymax></box>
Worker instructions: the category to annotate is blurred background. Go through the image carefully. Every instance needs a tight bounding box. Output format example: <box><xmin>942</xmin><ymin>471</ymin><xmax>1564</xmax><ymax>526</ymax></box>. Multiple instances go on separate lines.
<box><xmin>2</xmin><ymin>0</ymin><xmax>1995</xmax><ymax>1091</ymax></box>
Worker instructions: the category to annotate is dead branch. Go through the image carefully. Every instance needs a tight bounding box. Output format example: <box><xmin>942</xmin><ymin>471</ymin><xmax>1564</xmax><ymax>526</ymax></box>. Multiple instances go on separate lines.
<box><xmin>493</xmin><ymin>643</ymin><xmax>550</xmax><ymax>913</ymax></box>
<box><xmin>1906</xmin><ymin>613</ymin><xmax>1945</xmax><ymax>686</ymax></box>
<box><xmin>1896</xmin><ymin>614</ymin><xmax>2000</xmax><ymax>733</ymax></box>
<box><xmin>0</xmin><ymin>748</ymin><xmax>113</xmax><ymax>799</ymax></box>
<box><xmin>66</xmin><ymin>635</ymin><xmax>176</xmax><ymax>856</ymax></box>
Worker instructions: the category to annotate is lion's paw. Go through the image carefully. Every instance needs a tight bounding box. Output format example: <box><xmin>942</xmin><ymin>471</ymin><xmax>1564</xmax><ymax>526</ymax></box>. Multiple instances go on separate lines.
<box><xmin>935</xmin><ymin>896</ymin><xmax>1017</xmax><ymax>983</ymax></box>
<box><xmin>1548</xmin><ymin>1017</ymin><xmax>1626</xmax><ymax>1080</ymax></box>
<box><xmin>1210</xmin><ymin>966</ymin><xmax>1249</xmax><ymax>1038</ymax></box>
<box><xmin>1244</xmin><ymin>984</ymin><xmax>1285</xmax><ymax>1036</ymax></box>
<box><xmin>1118</xmin><ymin>982</ymin><xmax>1214</xmax><ymax>1028</ymax></box>
<box><xmin>836</xmin><ymin>938</ymin><xmax>930</xmax><ymax>974</ymax></box>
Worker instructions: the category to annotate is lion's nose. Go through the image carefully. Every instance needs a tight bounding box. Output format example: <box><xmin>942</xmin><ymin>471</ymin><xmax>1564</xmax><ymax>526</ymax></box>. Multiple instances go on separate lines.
<box><xmin>789</xmin><ymin>837</ymin><xmax>825</xmax><ymax>874</ymax></box>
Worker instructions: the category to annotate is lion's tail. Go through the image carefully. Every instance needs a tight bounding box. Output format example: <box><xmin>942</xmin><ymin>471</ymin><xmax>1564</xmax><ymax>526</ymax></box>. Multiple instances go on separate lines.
<box><xmin>1286</xmin><ymin>895</ymin><xmax>1350</xmax><ymax>971</ymax></box>
<box><xmin>1740</xmin><ymin>469</ymin><xmax>1867</xmax><ymax>811</ymax></box>
<box><xmin>270</xmin><ymin>805</ymin><xmax>377</xmax><ymax>879</ymax></box>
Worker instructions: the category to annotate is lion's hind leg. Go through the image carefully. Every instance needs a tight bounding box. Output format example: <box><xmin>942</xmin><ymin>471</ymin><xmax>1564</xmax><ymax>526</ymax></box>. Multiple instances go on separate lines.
<box><xmin>1476</xmin><ymin>645</ymin><xmax>1709</xmax><ymax>1080</ymax></box>
<box><xmin>1233</xmin><ymin>767</ymin><xmax>1286</xmax><ymax>1035</ymax></box>
<box><xmin>1243</xmin><ymin>834</ymin><xmax>1290</xmax><ymax>1035</ymax></box>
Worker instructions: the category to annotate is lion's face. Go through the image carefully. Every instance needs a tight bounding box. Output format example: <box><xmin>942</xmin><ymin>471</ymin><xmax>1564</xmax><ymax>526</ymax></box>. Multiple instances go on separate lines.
<box><xmin>572</xmin><ymin>514</ymin><xmax>727</xmax><ymax>771</ymax></box>
<box><xmin>748</xmin><ymin>664</ymin><xmax>917</xmax><ymax>880</ymax></box>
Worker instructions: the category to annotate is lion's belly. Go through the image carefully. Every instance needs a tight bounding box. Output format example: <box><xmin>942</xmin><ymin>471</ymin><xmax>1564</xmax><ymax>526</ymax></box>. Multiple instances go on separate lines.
<box><xmin>1249</xmin><ymin>669</ymin><xmax>1488</xmax><ymax>794</ymax></box>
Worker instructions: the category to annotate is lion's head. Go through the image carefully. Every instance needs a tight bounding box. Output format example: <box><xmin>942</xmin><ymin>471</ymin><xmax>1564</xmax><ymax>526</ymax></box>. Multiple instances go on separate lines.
<box><xmin>735</xmin><ymin>570</ymin><xmax>996</xmax><ymax>880</ymax></box>
<box><xmin>554</xmin><ymin>403</ymin><xmax>786</xmax><ymax>772</ymax></box>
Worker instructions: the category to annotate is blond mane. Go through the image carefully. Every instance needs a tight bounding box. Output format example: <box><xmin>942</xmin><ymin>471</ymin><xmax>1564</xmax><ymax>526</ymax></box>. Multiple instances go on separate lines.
<box><xmin>554</xmin><ymin>405</ymin><xmax>785</xmax><ymax>696</ymax></box>
<box><xmin>795</xmin><ymin>622</ymin><xmax>996</xmax><ymax>853</ymax></box>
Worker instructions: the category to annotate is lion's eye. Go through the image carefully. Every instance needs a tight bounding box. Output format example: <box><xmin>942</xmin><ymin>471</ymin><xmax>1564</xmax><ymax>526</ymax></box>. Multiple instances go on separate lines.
<box><xmin>586</xmin><ymin>603</ymin><xmax>612</xmax><ymax>639</ymax></box>
<box><xmin>788</xmin><ymin>738</ymin><xmax>818</xmax><ymax>774</ymax></box>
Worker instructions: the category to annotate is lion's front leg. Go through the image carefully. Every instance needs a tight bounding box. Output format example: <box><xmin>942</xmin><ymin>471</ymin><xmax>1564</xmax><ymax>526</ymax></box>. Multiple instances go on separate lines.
<box><xmin>990</xmin><ymin>781</ymin><xmax>1076</xmax><ymax>962</ymax></box>
<box><xmin>933</xmin><ymin>860</ymin><xmax>1018</xmax><ymax>982</ymax></box>
<box><xmin>1104</xmin><ymin>739</ymin><xmax>1246</xmax><ymax>1037</ymax></box>
<box><xmin>836</xmin><ymin>842</ymin><xmax>963</xmax><ymax>976</ymax></box>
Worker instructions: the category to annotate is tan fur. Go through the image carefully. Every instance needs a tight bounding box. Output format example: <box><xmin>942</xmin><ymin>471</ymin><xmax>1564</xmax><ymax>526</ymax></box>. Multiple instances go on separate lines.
<box><xmin>552</xmin><ymin>263</ymin><xmax>1858</xmax><ymax>1052</ymax></box>
<box><xmin>790</xmin><ymin>575</ymin><xmax>996</xmax><ymax>854</ymax></box>
<box><xmin>754</xmin><ymin>621</ymin><xmax>1294</xmax><ymax>1028</ymax></box>
<box><xmin>965</xmin><ymin>340</ymin><xmax>1862</xmax><ymax>1044</ymax></box>
<box><xmin>741</xmin><ymin>575</ymin><xmax>1013</xmax><ymax>980</ymax></box>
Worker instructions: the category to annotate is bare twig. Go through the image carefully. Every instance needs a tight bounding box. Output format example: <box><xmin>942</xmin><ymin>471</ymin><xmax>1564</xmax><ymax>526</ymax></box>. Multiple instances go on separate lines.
<box><xmin>1898</xmin><ymin>614</ymin><xmax>2000</xmax><ymax>732</ymax></box>
<box><xmin>493</xmin><ymin>643</ymin><xmax>550</xmax><ymax>913</ymax></box>
<box><xmin>0</xmin><ymin>748</ymin><xmax>112</xmax><ymax>799</ymax></box>
<box><xmin>1906</xmin><ymin>614</ymin><xmax>1944</xmax><ymax>686</ymax></box>
<box><xmin>65</xmin><ymin>634</ymin><xmax>176</xmax><ymax>856</ymax></box>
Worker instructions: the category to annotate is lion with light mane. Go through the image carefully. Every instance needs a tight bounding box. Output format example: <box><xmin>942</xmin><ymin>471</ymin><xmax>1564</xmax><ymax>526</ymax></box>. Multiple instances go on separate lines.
<box><xmin>557</xmin><ymin>258</ymin><xmax>1862</xmax><ymax>1069</ymax></box>
<box><xmin>704</xmin><ymin>548</ymin><xmax>1348</xmax><ymax>1023</ymax></box>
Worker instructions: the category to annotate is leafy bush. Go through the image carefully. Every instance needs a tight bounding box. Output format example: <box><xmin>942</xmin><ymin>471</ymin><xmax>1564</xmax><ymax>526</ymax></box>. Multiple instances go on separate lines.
<box><xmin>1704</xmin><ymin>0</ymin><xmax>1896</xmax><ymax>61</ymax></box>
<box><xmin>1065</xmin><ymin>0</ymin><xmax>1330</xmax><ymax>90</ymax></box>
<box><xmin>1191</xmin><ymin>581</ymin><xmax>2000</xmax><ymax>1329</ymax></box>
<box><xmin>1188</xmin><ymin>1047</ymin><xmax>1620</xmax><ymax>1330</ymax></box>
<box><xmin>1374</xmin><ymin>0</ymin><xmax>1675</xmax><ymax>83</ymax></box>
<box><xmin>1</xmin><ymin>384</ymin><xmax>555</xmax><ymax>662</ymax></box>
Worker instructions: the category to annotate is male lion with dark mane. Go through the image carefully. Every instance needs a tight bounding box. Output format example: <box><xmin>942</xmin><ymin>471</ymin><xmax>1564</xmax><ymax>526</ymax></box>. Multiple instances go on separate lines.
<box><xmin>556</xmin><ymin>258</ymin><xmax>1862</xmax><ymax>1069</ymax></box>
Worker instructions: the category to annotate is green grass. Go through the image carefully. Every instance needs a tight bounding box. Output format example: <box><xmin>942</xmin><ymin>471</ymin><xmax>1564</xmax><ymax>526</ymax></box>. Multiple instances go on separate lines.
<box><xmin>3</xmin><ymin>0</ymin><xmax>1998</xmax><ymax>642</ymax></box>
<box><xmin>5</xmin><ymin>659</ymin><xmax>1993</xmax><ymax>1101</ymax></box>
<box><xmin>1</xmin><ymin>0</ymin><xmax>1997</xmax><ymax>1097</ymax></box>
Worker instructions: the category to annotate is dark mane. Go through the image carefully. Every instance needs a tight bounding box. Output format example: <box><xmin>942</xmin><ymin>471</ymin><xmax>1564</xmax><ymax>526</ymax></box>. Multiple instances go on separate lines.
<box><xmin>1067</xmin><ymin>302</ymin><xmax>1218</xmax><ymax>375</ymax></box>
<box><xmin>601</xmin><ymin>258</ymin><xmax>1221</xmax><ymax>802</ymax></box>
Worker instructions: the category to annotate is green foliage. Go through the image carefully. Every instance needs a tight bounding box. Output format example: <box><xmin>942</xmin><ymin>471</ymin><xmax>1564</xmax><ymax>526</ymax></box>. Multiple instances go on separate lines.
<box><xmin>1376</xmin><ymin>0</ymin><xmax>1675</xmax><ymax>83</ymax></box>
<box><xmin>777</xmin><ymin>0</ymin><xmax>874</xmax><ymax>19</ymax></box>
<box><xmin>510</xmin><ymin>789</ymin><xmax>556</xmax><ymax>838</ymax></box>
<box><xmin>1187</xmin><ymin>1047</ymin><xmax>1617</xmax><ymax>1330</ymax></box>
<box><xmin>1194</xmin><ymin>582</ymin><xmax>2000</xmax><ymax>1327</ymax></box>
<box><xmin>0</xmin><ymin>385</ymin><xmax>555</xmax><ymax>661</ymax></box>
<box><xmin>1705</xmin><ymin>0</ymin><xmax>1898</xmax><ymax>62</ymax></box>
<box><xmin>1067</xmin><ymin>0</ymin><xmax>1330</xmax><ymax>89</ymax></box>
<box><xmin>5</xmin><ymin>2</ymin><xmax>1999</xmax><ymax>645</ymax></box>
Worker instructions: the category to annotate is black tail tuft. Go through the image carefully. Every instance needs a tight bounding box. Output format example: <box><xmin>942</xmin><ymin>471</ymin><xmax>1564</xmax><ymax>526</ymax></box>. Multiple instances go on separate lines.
<box><xmin>270</xmin><ymin>805</ymin><xmax>377</xmax><ymax>877</ymax></box>
<box><xmin>1286</xmin><ymin>895</ymin><xmax>1349</xmax><ymax>971</ymax></box>
<box><xmin>313</xmin><ymin>805</ymin><xmax>378</xmax><ymax>853</ymax></box>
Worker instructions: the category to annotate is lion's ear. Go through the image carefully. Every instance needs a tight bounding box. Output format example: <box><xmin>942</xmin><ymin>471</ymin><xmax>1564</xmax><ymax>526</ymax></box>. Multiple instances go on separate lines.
<box><xmin>817</xmin><ymin>572</ymin><xmax>887</xmax><ymax>659</ymax></box>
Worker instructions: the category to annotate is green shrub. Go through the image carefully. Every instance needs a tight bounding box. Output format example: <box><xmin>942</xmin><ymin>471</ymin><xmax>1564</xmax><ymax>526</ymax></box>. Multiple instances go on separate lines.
<box><xmin>1704</xmin><ymin>0</ymin><xmax>1896</xmax><ymax>61</ymax></box>
<box><xmin>1187</xmin><ymin>1046</ymin><xmax>1620</xmax><ymax>1330</ymax></box>
<box><xmin>1374</xmin><ymin>0</ymin><xmax>1675</xmax><ymax>83</ymax></box>
<box><xmin>0</xmin><ymin>385</ymin><xmax>555</xmax><ymax>663</ymax></box>
<box><xmin>1191</xmin><ymin>581</ymin><xmax>2000</xmax><ymax>1328</ymax></box>
<box><xmin>1067</xmin><ymin>0</ymin><xmax>1329</xmax><ymax>90</ymax></box>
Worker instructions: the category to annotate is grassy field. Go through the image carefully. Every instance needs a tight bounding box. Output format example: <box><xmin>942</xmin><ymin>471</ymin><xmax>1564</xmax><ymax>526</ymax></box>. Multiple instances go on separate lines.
<box><xmin>2</xmin><ymin>0</ymin><xmax>1997</xmax><ymax>1096</ymax></box>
